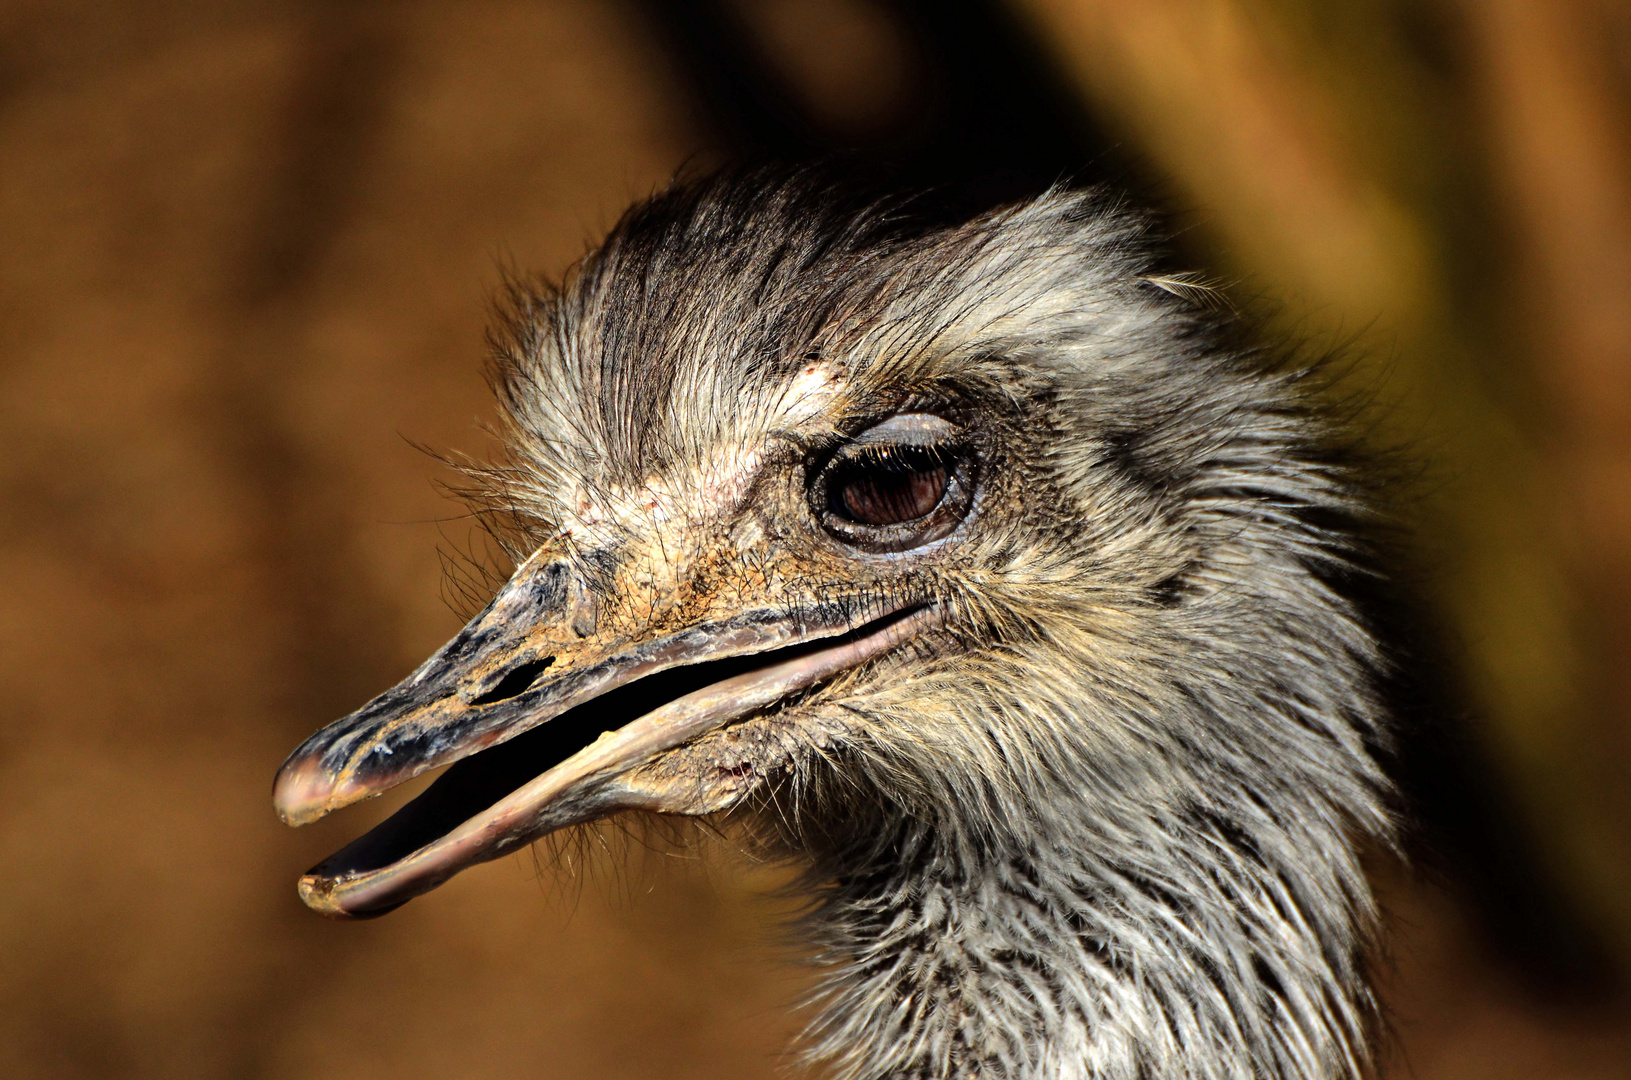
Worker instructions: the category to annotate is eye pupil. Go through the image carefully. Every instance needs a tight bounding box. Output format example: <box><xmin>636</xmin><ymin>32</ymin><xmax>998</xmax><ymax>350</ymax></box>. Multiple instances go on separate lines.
<box><xmin>836</xmin><ymin>461</ymin><xmax>949</xmax><ymax>526</ymax></box>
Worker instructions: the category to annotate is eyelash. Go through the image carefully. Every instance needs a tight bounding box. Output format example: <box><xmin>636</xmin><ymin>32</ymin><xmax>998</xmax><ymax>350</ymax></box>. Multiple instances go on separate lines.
<box><xmin>837</xmin><ymin>442</ymin><xmax>956</xmax><ymax>471</ymax></box>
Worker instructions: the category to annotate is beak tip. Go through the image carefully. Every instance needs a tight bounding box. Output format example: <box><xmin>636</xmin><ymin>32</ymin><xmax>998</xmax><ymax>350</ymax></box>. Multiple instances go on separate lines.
<box><xmin>296</xmin><ymin>873</ymin><xmax>356</xmax><ymax>918</ymax></box>
<box><xmin>297</xmin><ymin>872</ymin><xmax>408</xmax><ymax>920</ymax></box>
<box><xmin>273</xmin><ymin>757</ymin><xmax>338</xmax><ymax>827</ymax></box>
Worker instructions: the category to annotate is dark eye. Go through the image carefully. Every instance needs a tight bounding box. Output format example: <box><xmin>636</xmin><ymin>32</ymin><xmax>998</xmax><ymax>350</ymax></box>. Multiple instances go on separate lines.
<box><xmin>811</xmin><ymin>414</ymin><xmax>976</xmax><ymax>553</ymax></box>
<box><xmin>828</xmin><ymin>447</ymin><xmax>950</xmax><ymax>526</ymax></box>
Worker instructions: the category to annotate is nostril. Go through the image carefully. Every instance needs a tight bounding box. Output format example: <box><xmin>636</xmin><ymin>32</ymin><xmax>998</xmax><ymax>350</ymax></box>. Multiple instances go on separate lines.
<box><xmin>471</xmin><ymin>657</ymin><xmax>555</xmax><ymax>707</ymax></box>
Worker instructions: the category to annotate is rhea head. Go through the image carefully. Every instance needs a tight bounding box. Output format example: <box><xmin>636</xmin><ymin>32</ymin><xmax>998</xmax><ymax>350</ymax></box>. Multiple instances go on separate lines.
<box><xmin>274</xmin><ymin>173</ymin><xmax>1391</xmax><ymax>1080</ymax></box>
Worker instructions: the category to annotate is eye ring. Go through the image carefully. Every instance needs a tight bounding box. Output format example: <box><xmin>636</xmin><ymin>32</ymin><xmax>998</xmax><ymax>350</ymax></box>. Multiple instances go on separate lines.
<box><xmin>810</xmin><ymin>413</ymin><xmax>977</xmax><ymax>553</ymax></box>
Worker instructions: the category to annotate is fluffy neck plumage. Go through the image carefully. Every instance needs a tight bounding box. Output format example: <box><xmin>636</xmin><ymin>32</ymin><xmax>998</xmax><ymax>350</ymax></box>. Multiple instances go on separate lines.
<box><xmin>784</xmin><ymin>723</ymin><xmax>1384</xmax><ymax>1080</ymax></box>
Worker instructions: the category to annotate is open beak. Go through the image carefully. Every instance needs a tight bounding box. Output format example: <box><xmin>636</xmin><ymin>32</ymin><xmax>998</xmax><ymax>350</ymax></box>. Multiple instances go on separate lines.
<box><xmin>273</xmin><ymin>546</ymin><xmax>932</xmax><ymax>918</ymax></box>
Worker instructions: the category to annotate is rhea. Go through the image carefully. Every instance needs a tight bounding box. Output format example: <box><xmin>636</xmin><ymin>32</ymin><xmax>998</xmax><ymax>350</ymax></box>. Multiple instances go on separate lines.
<box><xmin>274</xmin><ymin>174</ymin><xmax>1393</xmax><ymax>1080</ymax></box>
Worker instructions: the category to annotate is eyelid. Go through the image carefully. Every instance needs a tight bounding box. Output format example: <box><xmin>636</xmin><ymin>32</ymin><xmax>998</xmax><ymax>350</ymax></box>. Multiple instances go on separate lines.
<box><xmin>846</xmin><ymin>413</ymin><xmax>961</xmax><ymax>447</ymax></box>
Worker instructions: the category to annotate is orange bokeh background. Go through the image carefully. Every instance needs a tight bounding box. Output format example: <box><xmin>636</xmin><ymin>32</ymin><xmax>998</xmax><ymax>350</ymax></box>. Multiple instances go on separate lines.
<box><xmin>0</xmin><ymin>2</ymin><xmax>1627</xmax><ymax>1077</ymax></box>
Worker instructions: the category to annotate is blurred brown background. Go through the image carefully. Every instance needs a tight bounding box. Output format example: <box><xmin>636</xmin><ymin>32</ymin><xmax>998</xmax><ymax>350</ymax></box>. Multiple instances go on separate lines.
<box><xmin>2</xmin><ymin>1</ymin><xmax>1629</xmax><ymax>1076</ymax></box>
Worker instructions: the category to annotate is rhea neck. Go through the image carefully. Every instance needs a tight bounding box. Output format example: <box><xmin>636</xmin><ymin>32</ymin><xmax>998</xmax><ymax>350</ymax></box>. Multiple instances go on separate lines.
<box><xmin>787</xmin><ymin>766</ymin><xmax>1379</xmax><ymax>1080</ymax></box>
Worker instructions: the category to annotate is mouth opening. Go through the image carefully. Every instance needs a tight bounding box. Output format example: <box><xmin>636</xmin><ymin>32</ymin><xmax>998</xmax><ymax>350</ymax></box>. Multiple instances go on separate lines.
<box><xmin>312</xmin><ymin>605</ymin><xmax>924</xmax><ymax>885</ymax></box>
